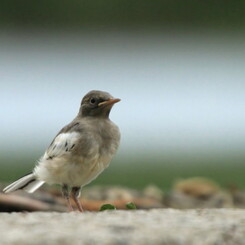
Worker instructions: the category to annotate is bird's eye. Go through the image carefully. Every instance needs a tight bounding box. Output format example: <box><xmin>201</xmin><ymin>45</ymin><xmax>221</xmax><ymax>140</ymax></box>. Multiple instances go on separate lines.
<box><xmin>90</xmin><ymin>98</ymin><xmax>96</xmax><ymax>104</ymax></box>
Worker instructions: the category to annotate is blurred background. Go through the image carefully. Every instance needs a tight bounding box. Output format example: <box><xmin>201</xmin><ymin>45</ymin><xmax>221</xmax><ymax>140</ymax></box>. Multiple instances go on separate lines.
<box><xmin>1</xmin><ymin>0</ymin><xmax>245</xmax><ymax>191</ymax></box>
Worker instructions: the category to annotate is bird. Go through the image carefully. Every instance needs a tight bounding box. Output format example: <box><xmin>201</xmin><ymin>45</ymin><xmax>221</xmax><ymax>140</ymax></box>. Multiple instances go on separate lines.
<box><xmin>3</xmin><ymin>90</ymin><xmax>121</xmax><ymax>212</ymax></box>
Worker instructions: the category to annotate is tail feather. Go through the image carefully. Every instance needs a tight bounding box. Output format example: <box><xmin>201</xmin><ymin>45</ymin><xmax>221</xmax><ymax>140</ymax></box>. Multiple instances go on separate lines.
<box><xmin>3</xmin><ymin>173</ymin><xmax>44</xmax><ymax>193</ymax></box>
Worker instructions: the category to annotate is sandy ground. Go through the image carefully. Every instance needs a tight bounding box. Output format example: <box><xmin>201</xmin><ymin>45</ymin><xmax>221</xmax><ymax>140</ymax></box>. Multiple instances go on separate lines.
<box><xmin>0</xmin><ymin>209</ymin><xmax>245</xmax><ymax>245</ymax></box>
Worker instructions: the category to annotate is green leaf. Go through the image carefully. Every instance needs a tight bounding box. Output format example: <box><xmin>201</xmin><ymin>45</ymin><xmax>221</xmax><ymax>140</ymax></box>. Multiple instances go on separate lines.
<box><xmin>99</xmin><ymin>204</ymin><xmax>116</xmax><ymax>211</ymax></box>
<box><xmin>126</xmin><ymin>202</ymin><xmax>137</xmax><ymax>210</ymax></box>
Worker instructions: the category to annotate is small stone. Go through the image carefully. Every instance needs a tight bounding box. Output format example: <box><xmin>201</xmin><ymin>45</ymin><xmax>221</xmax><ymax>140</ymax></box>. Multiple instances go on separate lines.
<box><xmin>143</xmin><ymin>184</ymin><xmax>164</xmax><ymax>202</ymax></box>
<box><xmin>173</xmin><ymin>177</ymin><xmax>220</xmax><ymax>198</ymax></box>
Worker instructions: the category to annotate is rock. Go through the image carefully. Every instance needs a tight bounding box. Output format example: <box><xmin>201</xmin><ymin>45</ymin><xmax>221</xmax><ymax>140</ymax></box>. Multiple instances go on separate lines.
<box><xmin>0</xmin><ymin>209</ymin><xmax>245</xmax><ymax>245</ymax></box>
<box><xmin>165</xmin><ymin>190</ymin><xmax>234</xmax><ymax>209</ymax></box>
<box><xmin>173</xmin><ymin>177</ymin><xmax>220</xmax><ymax>198</ymax></box>
<box><xmin>143</xmin><ymin>184</ymin><xmax>164</xmax><ymax>202</ymax></box>
<box><xmin>165</xmin><ymin>177</ymin><xmax>234</xmax><ymax>209</ymax></box>
<box><xmin>231</xmin><ymin>190</ymin><xmax>245</xmax><ymax>208</ymax></box>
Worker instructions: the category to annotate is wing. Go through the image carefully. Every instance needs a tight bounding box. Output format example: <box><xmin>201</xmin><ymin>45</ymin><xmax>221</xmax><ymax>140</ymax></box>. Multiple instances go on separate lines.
<box><xmin>44</xmin><ymin>131</ymin><xmax>80</xmax><ymax>160</ymax></box>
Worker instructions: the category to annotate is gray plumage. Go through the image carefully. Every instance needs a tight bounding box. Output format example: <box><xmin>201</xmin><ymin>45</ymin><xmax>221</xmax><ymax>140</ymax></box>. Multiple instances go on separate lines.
<box><xmin>3</xmin><ymin>90</ymin><xmax>121</xmax><ymax>212</ymax></box>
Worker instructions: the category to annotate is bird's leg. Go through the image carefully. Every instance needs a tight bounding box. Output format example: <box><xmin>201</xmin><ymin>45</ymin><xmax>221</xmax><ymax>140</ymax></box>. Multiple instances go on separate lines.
<box><xmin>61</xmin><ymin>184</ymin><xmax>74</xmax><ymax>212</ymax></box>
<box><xmin>71</xmin><ymin>186</ymin><xmax>84</xmax><ymax>212</ymax></box>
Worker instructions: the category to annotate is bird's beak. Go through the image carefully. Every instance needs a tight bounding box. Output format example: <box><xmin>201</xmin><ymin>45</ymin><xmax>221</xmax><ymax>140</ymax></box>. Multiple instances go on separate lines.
<box><xmin>98</xmin><ymin>98</ymin><xmax>121</xmax><ymax>107</ymax></box>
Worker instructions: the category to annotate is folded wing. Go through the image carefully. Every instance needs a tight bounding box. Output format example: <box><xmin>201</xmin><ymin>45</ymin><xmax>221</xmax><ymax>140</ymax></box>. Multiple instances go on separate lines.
<box><xmin>44</xmin><ymin>131</ymin><xmax>80</xmax><ymax>160</ymax></box>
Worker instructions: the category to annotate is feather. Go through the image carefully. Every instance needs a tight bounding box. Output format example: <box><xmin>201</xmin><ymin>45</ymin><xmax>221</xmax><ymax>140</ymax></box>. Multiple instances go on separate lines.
<box><xmin>45</xmin><ymin>132</ymin><xmax>80</xmax><ymax>160</ymax></box>
<box><xmin>3</xmin><ymin>173</ymin><xmax>44</xmax><ymax>193</ymax></box>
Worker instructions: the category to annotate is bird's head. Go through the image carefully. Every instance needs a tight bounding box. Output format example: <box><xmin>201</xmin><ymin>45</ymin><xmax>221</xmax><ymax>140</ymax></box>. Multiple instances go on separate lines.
<box><xmin>79</xmin><ymin>90</ymin><xmax>120</xmax><ymax>118</ymax></box>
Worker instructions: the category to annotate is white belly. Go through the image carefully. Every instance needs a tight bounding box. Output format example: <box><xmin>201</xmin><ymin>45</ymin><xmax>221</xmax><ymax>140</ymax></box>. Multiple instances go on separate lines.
<box><xmin>34</xmin><ymin>153</ymin><xmax>112</xmax><ymax>187</ymax></box>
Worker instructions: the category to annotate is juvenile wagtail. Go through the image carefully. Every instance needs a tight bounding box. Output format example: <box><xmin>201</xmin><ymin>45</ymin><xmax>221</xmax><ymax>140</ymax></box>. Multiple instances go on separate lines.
<box><xmin>3</xmin><ymin>90</ymin><xmax>121</xmax><ymax>212</ymax></box>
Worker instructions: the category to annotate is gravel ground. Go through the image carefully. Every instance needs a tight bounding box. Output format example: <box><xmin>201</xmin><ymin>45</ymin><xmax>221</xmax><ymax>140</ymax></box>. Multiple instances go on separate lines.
<box><xmin>0</xmin><ymin>209</ymin><xmax>245</xmax><ymax>245</ymax></box>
